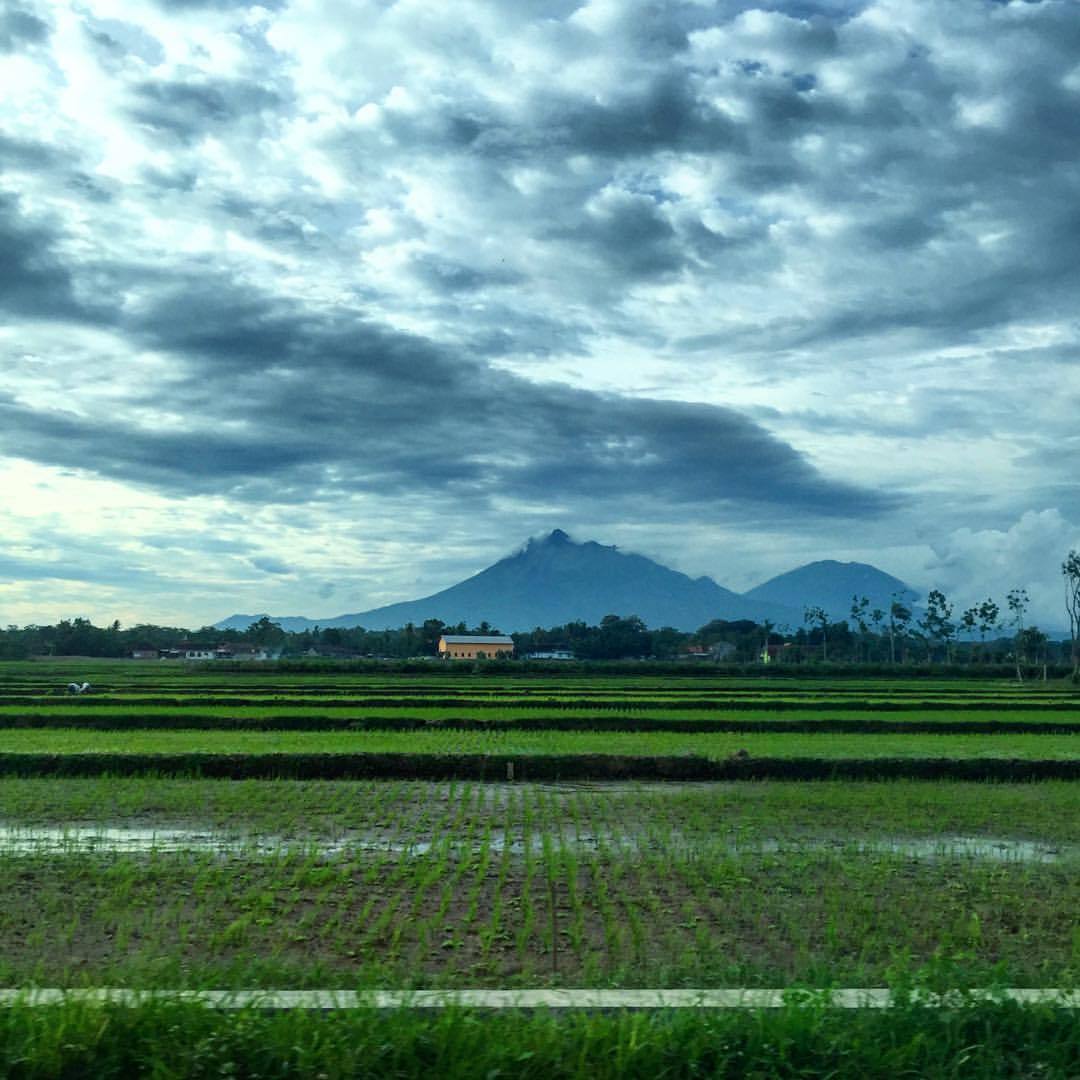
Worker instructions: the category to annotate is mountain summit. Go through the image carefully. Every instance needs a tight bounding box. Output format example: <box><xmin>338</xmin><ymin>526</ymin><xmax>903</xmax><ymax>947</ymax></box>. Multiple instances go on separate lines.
<box><xmin>744</xmin><ymin>560</ymin><xmax>919</xmax><ymax>622</ymax></box>
<box><xmin>217</xmin><ymin>531</ymin><xmax>917</xmax><ymax>633</ymax></box>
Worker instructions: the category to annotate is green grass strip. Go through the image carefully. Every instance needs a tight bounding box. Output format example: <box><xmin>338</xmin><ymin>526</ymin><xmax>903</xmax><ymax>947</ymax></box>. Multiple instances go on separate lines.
<box><xmin>0</xmin><ymin>728</ymin><xmax>1076</xmax><ymax>757</ymax></box>
<box><xmin>0</xmin><ymin>997</ymin><xmax>1075</xmax><ymax>1078</ymax></box>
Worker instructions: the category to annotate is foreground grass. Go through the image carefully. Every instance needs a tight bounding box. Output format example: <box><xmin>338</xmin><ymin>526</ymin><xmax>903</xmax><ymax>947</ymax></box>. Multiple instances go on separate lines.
<box><xmin>0</xmin><ymin>999</ymin><xmax>1077</xmax><ymax>1078</ymax></box>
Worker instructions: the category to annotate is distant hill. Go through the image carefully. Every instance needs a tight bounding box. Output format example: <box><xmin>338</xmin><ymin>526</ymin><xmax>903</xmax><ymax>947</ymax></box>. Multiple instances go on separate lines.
<box><xmin>217</xmin><ymin>532</ymin><xmax>919</xmax><ymax>633</ymax></box>
<box><xmin>743</xmin><ymin>560</ymin><xmax>920</xmax><ymax>622</ymax></box>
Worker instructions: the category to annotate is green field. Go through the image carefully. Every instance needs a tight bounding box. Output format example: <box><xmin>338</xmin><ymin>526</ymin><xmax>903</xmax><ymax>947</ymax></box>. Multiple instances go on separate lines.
<box><xmin>0</xmin><ymin>726</ymin><xmax>1077</xmax><ymax>758</ymax></box>
<box><xmin>0</xmin><ymin>660</ymin><xmax>1077</xmax><ymax>1073</ymax></box>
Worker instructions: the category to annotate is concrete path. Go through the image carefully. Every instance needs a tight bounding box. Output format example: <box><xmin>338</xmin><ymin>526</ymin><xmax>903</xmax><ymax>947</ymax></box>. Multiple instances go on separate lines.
<box><xmin>0</xmin><ymin>988</ymin><xmax>1077</xmax><ymax>1009</ymax></box>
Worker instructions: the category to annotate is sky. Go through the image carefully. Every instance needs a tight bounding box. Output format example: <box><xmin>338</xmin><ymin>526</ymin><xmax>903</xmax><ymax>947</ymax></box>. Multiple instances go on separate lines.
<box><xmin>1</xmin><ymin>0</ymin><xmax>1079</xmax><ymax>631</ymax></box>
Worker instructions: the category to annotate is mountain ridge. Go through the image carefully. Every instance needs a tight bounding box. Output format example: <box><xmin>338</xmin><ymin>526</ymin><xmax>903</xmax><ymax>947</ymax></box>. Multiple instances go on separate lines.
<box><xmin>216</xmin><ymin>530</ymin><xmax>919</xmax><ymax>633</ymax></box>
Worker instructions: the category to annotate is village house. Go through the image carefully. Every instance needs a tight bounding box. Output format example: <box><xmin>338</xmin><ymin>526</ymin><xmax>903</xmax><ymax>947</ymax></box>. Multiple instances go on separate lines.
<box><xmin>437</xmin><ymin>634</ymin><xmax>515</xmax><ymax>660</ymax></box>
<box><xmin>161</xmin><ymin>642</ymin><xmax>281</xmax><ymax>661</ymax></box>
<box><xmin>216</xmin><ymin>644</ymin><xmax>281</xmax><ymax>661</ymax></box>
<box><xmin>681</xmin><ymin>642</ymin><xmax>736</xmax><ymax>661</ymax></box>
<box><xmin>169</xmin><ymin>643</ymin><xmax>217</xmax><ymax>661</ymax></box>
<box><xmin>759</xmin><ymin>642</ymin><xmax>792</xmax><ymax>664</ymax></box>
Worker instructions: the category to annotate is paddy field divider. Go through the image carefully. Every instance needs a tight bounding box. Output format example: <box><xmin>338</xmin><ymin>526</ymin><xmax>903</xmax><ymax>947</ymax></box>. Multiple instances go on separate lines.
<box><xmin>1</xmin><ymin>988</ymin><xmax>1077</xmax><ymax>1010</ymax></box>
<box><xmin>1</xmin><ymin>751</ymin><xmax>1080</xmax><ymax>780</ymax></box>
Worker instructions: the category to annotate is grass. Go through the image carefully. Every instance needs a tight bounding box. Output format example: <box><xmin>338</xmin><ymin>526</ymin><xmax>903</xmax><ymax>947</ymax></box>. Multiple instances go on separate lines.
<box><xmin>2</xmin><ymin>707</ymin><xmax>1079</xmax><ymax>731</ymax></box>
<box><xmin>0</xmin><ymin>727</ymin><xmax>1076</xmax><ymax>758</ymax></box>
<box><xmin>1</xmin><ymin>998</ymin><xmax>1078</xmax><ymax>1079</ymax></box>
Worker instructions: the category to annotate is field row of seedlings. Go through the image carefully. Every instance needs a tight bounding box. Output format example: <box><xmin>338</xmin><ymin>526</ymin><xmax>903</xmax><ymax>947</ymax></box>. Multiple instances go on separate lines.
<box><xmin>0</xmin><ymin>779</ymin><xmax>1077</xmax><ymax>991</ymax></box>
<box><xmin>3</xmin><ymin>662</ymin><xmax>1076</xmax><ymax>700</ymax></box>
<box><xmin>0</xmin><ymin>727</ymin><xmax>1079</xmax><ymax>760</ymax></box>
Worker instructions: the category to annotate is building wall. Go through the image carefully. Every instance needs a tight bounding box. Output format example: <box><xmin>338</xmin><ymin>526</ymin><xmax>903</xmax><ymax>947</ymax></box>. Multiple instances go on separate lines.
<box><xmin>438</xmin><ymin>640</ymin><xmax>514</xmax><ymax>659</ymax></box>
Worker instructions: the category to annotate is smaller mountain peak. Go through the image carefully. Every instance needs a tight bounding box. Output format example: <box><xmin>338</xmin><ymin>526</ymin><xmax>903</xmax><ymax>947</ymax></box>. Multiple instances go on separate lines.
<box><xmin>545</xmin><ymin>528</ymin><xmax>572</xmax><ymax>544</ymax></box>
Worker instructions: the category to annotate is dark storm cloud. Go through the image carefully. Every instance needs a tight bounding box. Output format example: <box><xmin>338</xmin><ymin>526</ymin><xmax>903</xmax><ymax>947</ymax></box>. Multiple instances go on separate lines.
<box><xmin>0</xmin><ymin>194</ymin><xmax>85</xmax><ymax>319</ymax></box>
<box><xmin>0</xmin><ymin>3</ymin><xmax>48</xmax><ymax>52</ymax></box>
<box><xmin>547</xmin><ymin>191</ymin><xmax>683</xmax><ymax>279</ymax></box>
<box><xmin>543</xmin><ymin>75</ymin><xmax>742</xmax><ymax>158</ymax></box>
<box><xmin>0</xmin><ymin>133</ymin><xmax>68</xmax><ymax>171</ymax></box>
<box><xmin>497</xmin><ymin>383</ymin><xmax>891</xmax><ymax>517</ymax></box>
<box><xmin>465</xmin><ymin>309</ymin><xmax>588</xmax><ymax>358</ymax></box>
<box><xmin>140</xmin><ymin>164</ymin><xmax>198</xmax><ymax>191</ymax></box>
<box><xmin>0</xmin><ymin>391</ymin><xmax>324</xmax><ymax>497</ymax></box>
<box><xmin>0</xmin><ymin>531</ymin><xmax>166</xmax><ymax>588</ymax></box>
<box><xmin>84</xmin><ymin>16</ymin><xmax>165</xmax><ymax>67</ymax></box>
<box><xmin>250</xmin><ymin>556</ymin><xmax>292</xmax><ymax>575</ymax></box>
<box><xmin>461</xmin><ymin>74</ymin><xmax>743</xmax><ymax>162</ymax></box>
<box><xmin>0</xmin><ymin>264</ymin><xmax>893</xmax><ymax>519</ymax></box>
<box><xmin>129</xmin><ymin>77</ymin><xmax>285</xmax><ymax>142</ymax></box>
<box><xmin>409</xmin><ymin>255</ymin><xmax>523</xmax><ymax>294</ymax></box>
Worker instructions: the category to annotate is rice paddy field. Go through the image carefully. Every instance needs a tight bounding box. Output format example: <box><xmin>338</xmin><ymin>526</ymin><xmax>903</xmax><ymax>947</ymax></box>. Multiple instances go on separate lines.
<box><xmin>1</xmin><ymin>658</ymin><xmax>1078</xmax><ymax>1076</ymax></box>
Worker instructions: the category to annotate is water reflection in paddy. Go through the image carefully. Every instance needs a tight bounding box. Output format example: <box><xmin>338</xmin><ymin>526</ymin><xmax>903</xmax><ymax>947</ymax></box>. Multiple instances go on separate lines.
<box><xmin>0</xmin><ymin>826</ymin><xmax>1070</xmax><ymax>863</ymax></box>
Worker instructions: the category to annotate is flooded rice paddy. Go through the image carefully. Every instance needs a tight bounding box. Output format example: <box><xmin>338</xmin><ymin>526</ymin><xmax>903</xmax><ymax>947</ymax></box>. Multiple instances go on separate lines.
<box><xmin>0</xmin><ymin>824</ymin><xmax>1070</xmax><ymax>863</ymax></box>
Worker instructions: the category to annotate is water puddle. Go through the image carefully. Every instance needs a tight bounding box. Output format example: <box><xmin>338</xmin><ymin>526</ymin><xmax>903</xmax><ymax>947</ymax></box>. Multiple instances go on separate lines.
<box><xmin>0</xmin><ymin>825</ymin><xmax>630</xmax><ymax>859</ymax></box>
<box><xmin>0</xmin><ymin>826</ymin><xmax>1069</xmax><ymax>863</ymax></box>
<box><xmin>738</xmin><ymin>836</ymin><xmax>1067</xmax><ymax>863</ymax></box>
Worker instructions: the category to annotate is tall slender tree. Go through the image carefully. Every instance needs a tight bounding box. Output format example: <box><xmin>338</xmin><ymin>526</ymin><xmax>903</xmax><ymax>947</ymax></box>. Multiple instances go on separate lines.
<box><xmin>888</xmin><ymin>595</ymin><xmax>912</xmax><ymax>664</ymax></box>
<box><xmin>850</xmin><ymin>595</ymin><xmax>870</xmax><ymax>663</ymax></box>
<box><xmin>1063</xmin><ymin>550</ymin><xmax>1080</xmax><ymax>678</ymax></box>
<box><xmin>1006</xmin><ymin>587</ymin><xmax>1029</xmax><ymax>682</ymax></box>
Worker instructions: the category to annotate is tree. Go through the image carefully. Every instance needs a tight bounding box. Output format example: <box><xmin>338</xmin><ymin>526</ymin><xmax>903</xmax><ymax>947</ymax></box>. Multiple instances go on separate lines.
<box><xmin>977</xmin><ymin>598</ymin><xmax>999</xmax><ymax>650</ymax></box>
<box><xmin>869</xmin><ymin>607</ymin><xmax>885</xmax><ymax>654</ymax></box>
<box><xmin>850</xmin><ymin>595</ymin><xmax>870</xmax><ymax>663</ymax></box>
<box><xmin>246</xmin><ymin>617</ymin><xmax>286</xmax><ymax>648</ymax></box>
<box><xmin>888</xmin><ymin>596</ymin><xmax>912</xmax><ymax>664</ymax></box>
<box><xmin>1017</xmin><ymin>626</ymin><xmax>1048</xmax><ymax>679</ymax></box>
<box><xmin>1006</xmin><ymin>587</ymin><xmax>1029</xmax><ymax>682</ymax></box>
<box><xmin>420</xmin><ymin>619</ymin><xmax>446</xmax><ymax>656</ymax></box>
<box><xmin>804</xmin><ymin>606</ymin><xmax>829</xmax><ymax>661</ymax></box>
<box><xmin>1063</xmin><ymin>550</ymin><xmax>1080</xmax><ymax>678</ymax></box>
<box><xmin>961</xmin><ymin>599</ymin><xmax>998</xmax><ymax>664</ymax></box>
<box><xmin>917</xmin><ymin>589</ymin><xmax>954</xmax><ymax>663</ymax></box>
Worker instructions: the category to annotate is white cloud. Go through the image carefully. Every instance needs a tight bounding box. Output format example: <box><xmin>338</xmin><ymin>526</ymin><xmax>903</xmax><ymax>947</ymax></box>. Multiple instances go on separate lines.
<box><xmin>924</xmin><ymin>510</ymin><xmax>1080</xmax><ymax>629</ymax></box>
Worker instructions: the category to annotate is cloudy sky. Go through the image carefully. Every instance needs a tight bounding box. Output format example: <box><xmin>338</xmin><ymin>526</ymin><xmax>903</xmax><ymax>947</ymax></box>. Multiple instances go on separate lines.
<box><xmin>2</xmin><ymin>0</ymin><xmax>1079</xmax><ymax>629</ymax></box>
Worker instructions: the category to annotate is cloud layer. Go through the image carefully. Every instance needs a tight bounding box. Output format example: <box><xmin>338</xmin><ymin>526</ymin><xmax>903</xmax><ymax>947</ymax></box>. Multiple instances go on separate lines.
<box><xmin>1</xmin><ymin>0</ymin><xmax>1078</xmax><ymax>626</ymax></box>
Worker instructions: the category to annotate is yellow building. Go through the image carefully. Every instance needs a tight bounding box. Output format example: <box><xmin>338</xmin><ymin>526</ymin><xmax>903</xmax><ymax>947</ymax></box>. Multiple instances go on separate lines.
<box><xmin>438</xmin><ymin>634</ymin><xmax>515</xmax><ymax>660</ymax></box>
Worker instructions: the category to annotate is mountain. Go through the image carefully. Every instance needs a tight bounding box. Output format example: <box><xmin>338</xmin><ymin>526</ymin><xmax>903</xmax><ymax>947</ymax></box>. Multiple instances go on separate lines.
<box><xmin>217</xmin><ymin>533</ymin><xmax>922</xmax><ymax>634</ymax></box>
<box><xmin>217</xmin><ymin>530</ymin><xmax>804</xmax><ymax>633</ymax></box>
<box><xmin>743</xmin><ymin>560</ymin><xmax>920</xmax><ymax>623</ymax></box>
